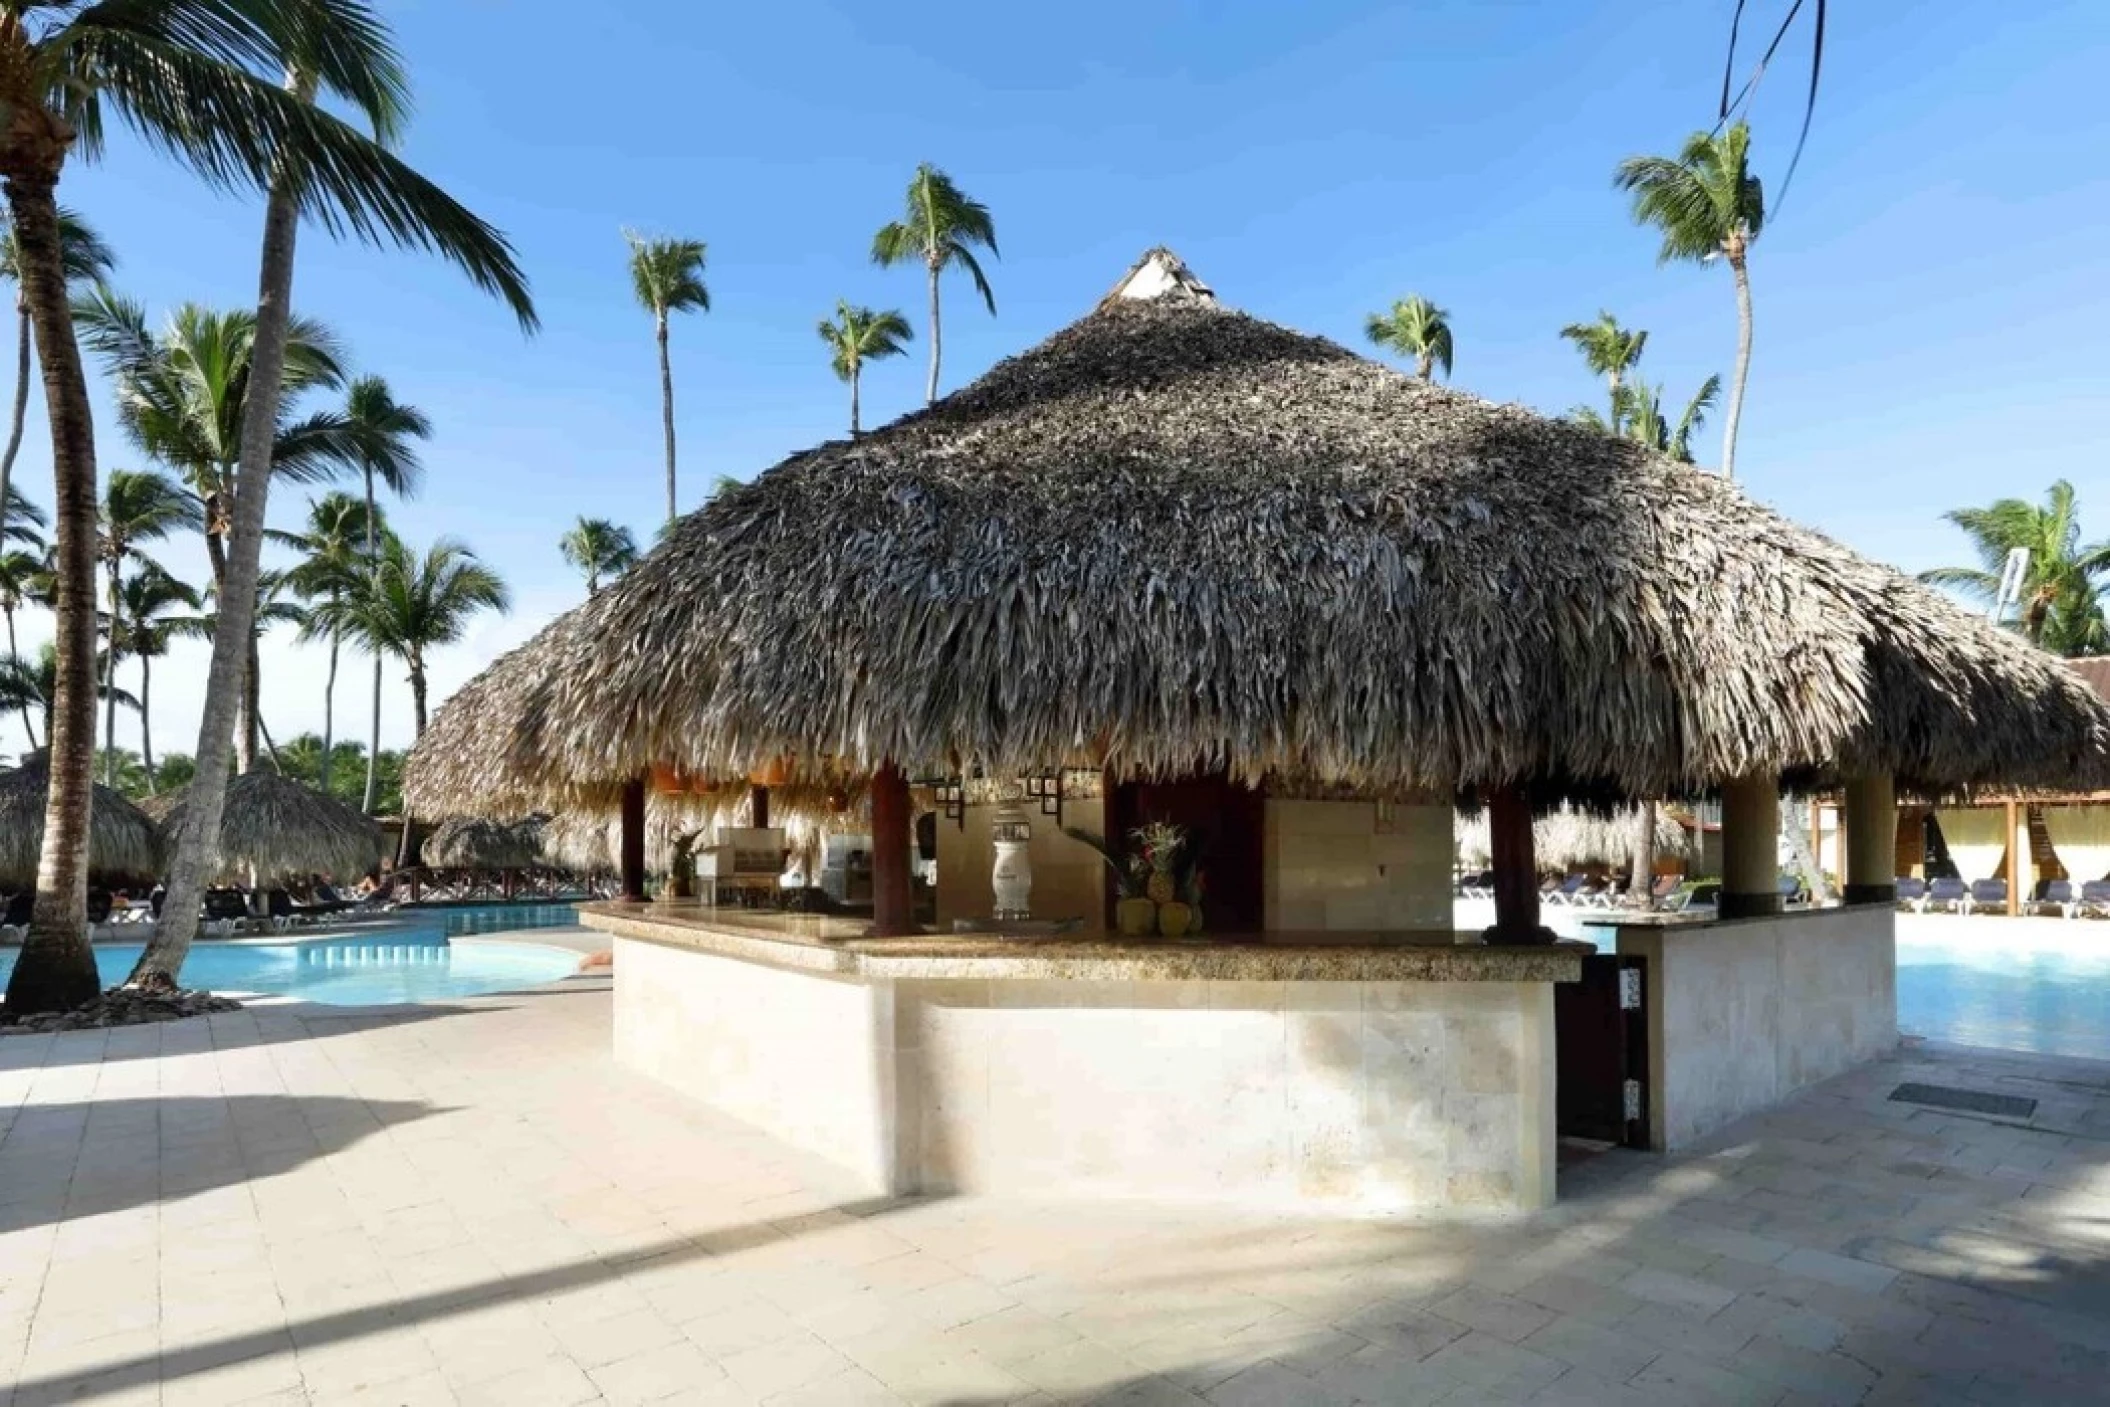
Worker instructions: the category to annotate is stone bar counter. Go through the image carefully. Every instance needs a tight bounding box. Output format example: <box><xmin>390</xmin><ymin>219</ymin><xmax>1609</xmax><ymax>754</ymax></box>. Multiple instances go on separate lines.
<box><xmin>579</xmin><ymin>902</ymin><xmax>1583</xmax><ymax>1212</ymax></box>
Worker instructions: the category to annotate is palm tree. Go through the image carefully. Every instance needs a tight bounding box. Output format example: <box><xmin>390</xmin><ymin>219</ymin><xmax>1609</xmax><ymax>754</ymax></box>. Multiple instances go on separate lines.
<box><xmin>1364</xmin><ymin>296</ymin><xmax>1454</xmax><ymax>380</ymax></box>
<box><xmin>1921</xmin><ymin>481</ymin><xmax>2110</xmax><ymax>656</ymax></box>
<box><xmin>0</xmin><ymin>0</ymin><xmax>534</xmax><ymax>1012</ymax></box>
<box><xmin>558</xmin><ymin>517</ymin><xmax>639</xmax><ymax>597</ymax></box>
<box><xmin>1559</xmin><ymin>312</ymin><xmax>1648</xmax><ymax>431</ymax></box>
<box><xmin>96</xmin><ymin>470</ymin><xmax>201</xmax><ymax>783</ymax></box>
<box><xmin>198</xmin><ymin>568</ymin><xmax>306</xmax><ymax>774</ymax></box>
<box><xmin>310</xmin><ymin>536</ymin><xmax>510</xmax><ymax>737</ymax></box>
<box><xmin>817</xmin><ymin>302</ymin><xmax>913</xmax><ymax>436</ymax></box>
<box><xmin>1618</xmin><ymin>376</ymin><xmax>1723</xmax><ymax>465</ymax></box>
<box><xmin>872</xmin><ymin>165</ymin><xmax>998</xmax><ymax>406</ymax></box>
<box><xmin>279</xmin><ymin>492</ymin><xmax>379</xmax><ymax>793</ymax></box>
<box><xmin>76</xmin><ymin>290</ymin><xmax>356</xmax><ymax>774</ymax></box>
<box><xmin>0</xmin><ymin>211</ymin><xmax>115</xmax><ymax>549</ymax></box>
<box><xmin>1615</xmin><ymin>121</ymin><xmax>1765</xmax><ymax>479</ymax></box>
<box><xmin>624</xmin><ymin>232</ymin><xmax>709</xmax><ymax>523</ymax></box>
<box><xmin>0</xmin><ymin>546</ymin><xmax>42</xmax><ymax>747</ymax></box>
<box><xmin>0</xmin><ymin>644</ymin><xmax>136</xmax><ymax>748</ymax></box>
<box><xmin>334</xmin><ymin>375</ymin><xmax>429</xmax><ymax>814</ymax></box>
<box><xmin>114</xmin><ymin>563</ymin><xmax>206</xmax><ymax>792</ymax></box>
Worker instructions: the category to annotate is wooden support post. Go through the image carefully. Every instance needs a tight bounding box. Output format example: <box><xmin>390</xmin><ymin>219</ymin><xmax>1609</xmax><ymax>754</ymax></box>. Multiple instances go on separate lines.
<box><xmin>1720</xmin><ymin>774</ymin><xmax>1782</xmax><ymax>920</ymax></box>
<box><xmin>2005</xmin><ymin>799</ymin><xmax>2023</xmax><ymax>916</ymax></box>
<box><xmin>619</xmin><ymin>777</ymin><xmax>647</xmax><ymax>903</ymax></box>
<box><xmin>751</xmin><ymin>785</ymin><xmax>770</xmax><ymax>830</ymax></box>
<box><xmin>1842</xmin><ymin>775</ymin><xmax>1896</xmax><ymax>905</ymax></box>
<box><xmin>871</xmin><ymin>762</ymin><xmax>913</xmax><ymax>937</ymax></box>
<box><xmin>1483</xmin><ymin>786</ymin><xmax>1553</xmax><ymax>945</ymax></box>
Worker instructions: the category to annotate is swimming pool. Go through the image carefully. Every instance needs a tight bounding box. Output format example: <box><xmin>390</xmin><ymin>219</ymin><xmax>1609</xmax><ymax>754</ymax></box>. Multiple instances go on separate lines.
<box><xmin>1893</xmin><ymin>923</ymin><xmax>2110</xmax><ymax>1061</ymax></box>
<box><xmin>0</xmin><ymin>929</ymin><xmax>583</xmax><ymax>1006</ymax></box>
<box><xmin>413</xmin><ymin>903</ymin><xmax>583</xmax><ymax>938</ymax></box>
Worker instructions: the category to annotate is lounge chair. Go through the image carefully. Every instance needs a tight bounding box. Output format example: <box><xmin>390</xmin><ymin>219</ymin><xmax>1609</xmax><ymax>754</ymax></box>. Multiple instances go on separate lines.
<box><xmin>1648</xmin><ymin>874</ymin><xmax>1683</xmax><ymax>908</ymax></box>
<box><xmin>1962</xmin><ymin>878</ymin><xmax>2008</xmax><ymax>915</ymax></box>
<box><xmin>1778</xmin><ymin>875</ymin><xmax>1807</xmax><ymax>908</ymax></box>
<box><xmin>0</xmin><ymin>890</ymin><xmax>30</xmax><ymax>941</ymax></box>
<box><xmin>1893</xmin><ymin>877</ymin><xmax>1928</xmax><ymax>910</ymax></box>
<box><xmin>1663</xmin><ymin>881</ymin><xmax>1720</xmax><ymax>913</ymax></box>
<box><xmin>2035</xmin><ymin>880</ymin><xmax>2078</xmax><ymax>918</ymax></box>
<box><xmin>1922</xmin><ymin>876</ymin><xmax>1968</xmax><ymax>914</ymax></box>
<box><xmin>1544</xmin><ymin>875</ymin><xmax>1589</xmax><ymax>906</ymax></box>
<box><xmin>2078</xmin><ymin>880</ymin><xmax>2110</xmax><ymax>919</ymax></box>
<box><xmin>201</xmin><ymin>888</ymin><xmax>250</xmax><ymax>936</ymax></box>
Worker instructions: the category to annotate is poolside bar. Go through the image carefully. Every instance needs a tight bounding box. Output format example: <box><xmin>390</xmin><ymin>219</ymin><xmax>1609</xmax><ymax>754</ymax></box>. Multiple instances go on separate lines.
<box><xmin>408</xmin><ymin>250</ymin><xmax>2110</xmax><ymax>1213</ymax></box>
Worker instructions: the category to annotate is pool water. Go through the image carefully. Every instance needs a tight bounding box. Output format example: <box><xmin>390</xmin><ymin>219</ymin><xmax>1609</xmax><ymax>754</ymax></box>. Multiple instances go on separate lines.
<box><xmin>1</xmin><ymin>909</ymin><xmax>584</xmax><ymax>1007</ymax></box>
<box><xmin>1894</xmin><ymin>928</ymin><xmax>2110</xmax><ymax>1062</ymax></box>
<box><xmin>417</xmin><ymin>903</ymin><xmax>583</xmax><ymax>938</ymax></box>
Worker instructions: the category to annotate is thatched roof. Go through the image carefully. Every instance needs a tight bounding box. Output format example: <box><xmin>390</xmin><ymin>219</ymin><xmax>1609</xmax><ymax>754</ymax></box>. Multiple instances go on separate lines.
<box><xmin>422</xmin><ymin>815</ymin><xmax>544</xmax><ymax>869</ymax></box>
<box><xmin>406</xmin><ymin>248</ymin><xmax>2110</xmax><ymax>814</ymax></box>
<box><xmin>1456</xmin><ymin>805</ymin><xmax>1693</xmax><ymax>873</ymax></box>
<box><xmin>0</xmin><ymin>755</ymin><xmax>162</xmax><ymax>887</ymax></box>
<box><xmin>150</xmin><ymin>771</ymin><xmax>381</xmax><ymax>883</ymax></box>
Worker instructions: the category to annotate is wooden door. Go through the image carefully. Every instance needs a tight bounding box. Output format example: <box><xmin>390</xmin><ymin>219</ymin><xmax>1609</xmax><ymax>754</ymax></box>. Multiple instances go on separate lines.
<box><xmin>1554</xmin><ymin>953</ymin><xmax>1650</xmax><ymax>1147</ymax></box>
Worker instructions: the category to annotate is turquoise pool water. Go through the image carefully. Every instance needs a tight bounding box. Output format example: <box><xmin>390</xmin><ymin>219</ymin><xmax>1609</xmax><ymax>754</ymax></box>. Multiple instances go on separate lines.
<box><xmin>1893</xmin><ymin>929</ymin><xmax>2110</xmax><ymax>1062</ymax></box>
<box><xmin>1</xmin><ymin>905</ymin><xmax>584</xmax><ymax>1006</ymax></box>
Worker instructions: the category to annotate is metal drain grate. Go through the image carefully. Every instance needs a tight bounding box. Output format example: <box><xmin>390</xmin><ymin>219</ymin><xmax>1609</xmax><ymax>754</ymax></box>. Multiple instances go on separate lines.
<box><xmin>1889</xmin><ymin>1082</ymin><xmax>2037</xmax><ymax>1120</ymax></box>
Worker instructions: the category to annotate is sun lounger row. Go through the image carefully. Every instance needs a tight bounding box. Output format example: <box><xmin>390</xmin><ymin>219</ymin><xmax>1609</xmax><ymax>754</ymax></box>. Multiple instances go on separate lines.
<box><xmin>1894</xmin><ymin>876</ymin><xmax>2110</xmax><ymax>917</ymax></box>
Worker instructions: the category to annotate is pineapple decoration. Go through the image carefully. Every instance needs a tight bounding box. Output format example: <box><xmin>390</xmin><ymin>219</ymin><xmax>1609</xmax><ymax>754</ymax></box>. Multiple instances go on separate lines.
<box><xmin>1132</xmin><ymin>821</ymin><xmax>1194</xmax><ymax>938</ymax></box>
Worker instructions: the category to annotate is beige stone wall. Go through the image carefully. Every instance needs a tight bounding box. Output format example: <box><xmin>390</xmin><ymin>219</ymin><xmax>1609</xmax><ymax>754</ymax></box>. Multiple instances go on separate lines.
<box><xmin>935</xmin><ymin>796</ymin><xmax>1107</xmax><ymax>934</ymax></box>
<box><xmin>612</xmin><ymin>938</ymin><xmax>1558</xmax><ymax>1212</ymax></box>
<box><xmin>612</xmin><ymin>936</ymin><xmax>900</xmax><ymax>1191</ymax></box>
<box><xmin>1616</xmin><ymin>906</ymin><xmax>1897</xmax><ymax>1151</ymax></box>
<box><xmin>1264</xmin><ymin>799</ymin><xmax>1452</xmax><ymax>931</ymax></box>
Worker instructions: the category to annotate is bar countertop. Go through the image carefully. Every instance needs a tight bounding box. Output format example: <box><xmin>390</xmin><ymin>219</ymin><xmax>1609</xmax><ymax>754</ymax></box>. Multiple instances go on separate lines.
<box><xmin>577</xmin><ymin>902</ymin><xmax>1585</xmax><ymax>983</ymax></box>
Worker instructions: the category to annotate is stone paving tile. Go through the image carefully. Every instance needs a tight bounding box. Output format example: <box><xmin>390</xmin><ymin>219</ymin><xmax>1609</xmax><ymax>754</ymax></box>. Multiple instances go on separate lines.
<box><xmin>8</xmin><ymin>986</ymin><xmax>2110</xmax><ymax>1404</ymax></box>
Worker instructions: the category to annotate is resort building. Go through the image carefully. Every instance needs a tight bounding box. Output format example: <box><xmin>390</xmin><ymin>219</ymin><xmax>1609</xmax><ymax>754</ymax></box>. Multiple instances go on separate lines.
<box><xmin>407</xmin><ymin>251</ymin><xmax>2110</xmax><ymax>1214</ymax></box>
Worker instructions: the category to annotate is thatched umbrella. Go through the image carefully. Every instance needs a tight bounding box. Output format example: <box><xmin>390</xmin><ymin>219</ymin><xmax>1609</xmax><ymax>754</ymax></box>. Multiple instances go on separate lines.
<box><xmin>1456</xmin><ymin>805</ymin><xmax>1692</xmax><ymax>873</ymax></box>
<box><xmin>0</xmin><ymin>754</ymin><xmax>162</xmax><ymax>888</ymax></box>
<box><xmin>149</xmin><ymin>771</ymin><xmax>382</xmax><ymax>884</ymax></box>
<box><xmin>422</xmin><ymin>815</ymin><xmax>545</xmax><ymax>869</ymax></box>
<box><xmin>406</xmin><ymin>248</ymin><xmax>2110</xmax><ymax>817</ymax></box>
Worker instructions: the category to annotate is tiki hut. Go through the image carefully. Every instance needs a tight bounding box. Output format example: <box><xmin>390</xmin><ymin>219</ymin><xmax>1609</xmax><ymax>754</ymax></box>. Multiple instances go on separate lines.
<box><xmin>0</xmin><ymin>754</ymin><xmax>162</xmax><ymax>889</ymax></box>
<box><xmin>422</xmin><ymin>815</ymin><xmax>545</xmax><ymax>870</ymax></box>
<box><xmin>149</xmin><ymin>771</ymin><xmax>382</xmax><ymax>885</ymax></box>
<box><xmin>1455</xmin><ymin>805</ymin><xmax>1692</xmax><ymax>874</ymax></box>
<box><xmin>409</xmin><ymin>248</ymin><xmax>2110</xmax><ymax>817</ymax></box>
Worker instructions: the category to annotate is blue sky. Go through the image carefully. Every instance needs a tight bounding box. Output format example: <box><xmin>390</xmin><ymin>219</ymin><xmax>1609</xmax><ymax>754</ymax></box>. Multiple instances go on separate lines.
<box><xmin>12</xmin><ymin>0</ymin><xmax>2110</xmax><ymax>758</ymax></box>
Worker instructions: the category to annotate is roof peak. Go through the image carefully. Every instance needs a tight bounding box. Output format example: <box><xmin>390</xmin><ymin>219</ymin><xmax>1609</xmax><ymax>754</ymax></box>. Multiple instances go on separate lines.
<box><xmin>1099</xmin><ymin>247</ymin><xmax>1218</xmax><ymax>310</ymax></box>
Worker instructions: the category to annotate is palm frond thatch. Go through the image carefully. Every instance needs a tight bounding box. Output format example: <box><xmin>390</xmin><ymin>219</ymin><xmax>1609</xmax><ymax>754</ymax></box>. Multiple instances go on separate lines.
<box><xmin>1455</xmin><ymin>805</ymin><xmax>1693</xmax><ymax>873</ymax></box>
<box><xmin>150</xmin><ymin>770</ymin><xmax>381</xmax><ymax>884</ymax></box>
<box><xmin>421</xmin><ymin>814</ymin><xmax>544</xmax><ymax>869</ymax></box>
<box><xmin>0</xmin><ymin>754</ymin><xmax>161</xmax><ymax>888</ymax></box>
<box><xmin>405</xmin><ymin>249</ymin><xmax>2110</xmax><ymax>817</ymax></box>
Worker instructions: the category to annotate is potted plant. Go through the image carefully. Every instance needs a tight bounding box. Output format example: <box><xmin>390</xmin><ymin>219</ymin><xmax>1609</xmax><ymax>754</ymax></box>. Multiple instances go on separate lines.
<box><xmin>664</xmin><ymin>829</ymin><xmax>703</xmax><ymax>900</ymax></box>
<box><xmin>1062</xmin><ymin>825</ymin><xmax>1158</xmax><ymax>936</ymax></box>
<box><xmin>1131</xmin><ymin>821</ymin><xmax>1194</xmax><ymax>937</ymax></box>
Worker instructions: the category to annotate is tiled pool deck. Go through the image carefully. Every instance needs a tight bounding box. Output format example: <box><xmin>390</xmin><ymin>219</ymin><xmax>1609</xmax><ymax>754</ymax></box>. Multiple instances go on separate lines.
<box><xmin>3</xmin><ymin>949</ymin><xmax>2109</xmax><ymax>1404</ymax></box>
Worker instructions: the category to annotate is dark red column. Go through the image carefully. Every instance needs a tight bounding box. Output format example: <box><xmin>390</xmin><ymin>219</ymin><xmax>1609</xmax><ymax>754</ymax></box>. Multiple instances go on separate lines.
<box><xmin>619</xmin><ymin>777</ymin><xmax>647</xmax><ymax>902</ymax></box>
<box><xmin>1484</xmin><ymin>785</ymin><xmax>1553</xmax><ymax>945</ymax></box>
<box><xmin>870</xmin><ymin>762</ymin><xmax>913</xmax><ymax>937</ymax></box>
<box><xmin>750</xmin><ymin>785</ymin><xmax>771</xmax><ymax>829</ymax></box>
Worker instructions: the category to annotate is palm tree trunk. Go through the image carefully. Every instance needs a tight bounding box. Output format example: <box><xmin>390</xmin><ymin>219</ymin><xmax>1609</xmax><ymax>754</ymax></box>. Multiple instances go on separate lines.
<box><xmin>239</xmin><ymin>631</ymin><xmax>261</xmax><ymax>774</ymax></box>
<box><xmin>362</xmin><ymin>466</ymin><xmax>381</xmax><ymax>814</ymax></box>
<box><xmin>5</xmin><ymin>602</ymin><xmax>34</xmax><ymax>750</ymax></box>
<box><xmin>1608</xmin><ymin>369</ymin><xmax>1622</xmax><ymax>435</ymax></box>
<box><xmin>925</xmin><ymin>262</ymin><xmax>942</xmax><ymax>406</ymax></box>
<box><xmin>1722</xmin><ymin>252</ymin><xmax>1753</xmax><ymax>480</ymax></box>
<box><xmin>1</xmin><ymin>177</ymin><xmax>102</xmax><ymax>1013</ymax></box>
<box><xmin>1629</xmin><ymin>802</ymin><xmax>1655</xmax><ymax>904</ymax></box>
<box><xmin>319</xmin><ymin>623</ymin><xmax>339</xmax><ymax>793</ymax></box>
<box><xmin>139</xmin><ymin>653</ymin><xmax>154</xmax><ymax>793</ymax></box>
<box><xmin>411</xmin><ymin>659</ymin><xmax>428</xmax><ymax>737</ymax></box>
<box><xmin>0</xmin><ymin>306</ymin><xmax>31</xmax><ymax>541</ymax></box>
<box><xmin>137</xmin><ymin>70</ymin><xmax>314</xmax><ymax>990</ymax></box>
<box><xmin>100</xmin><ymin>557</ymin><xmax>120</xmax><ymax>785</ymax></box>
<box><xmin>247</xmin><ymin>632</ymin><xmax>279</xmax><ymax>772</ymax></box>
<box><xmin>657</xmin><ymin>314</ymin><xmax>676</xmax><ymax>523</ymax></box>
<box><xmin>1417</xmin><ymin>354</ymin><xmax>1432</xmax><ymax>381</ymax></box>
<box><xmin>850</xmin><ymin>365</ymin><xmax>861</xmax><ymax>437</ymax></box>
